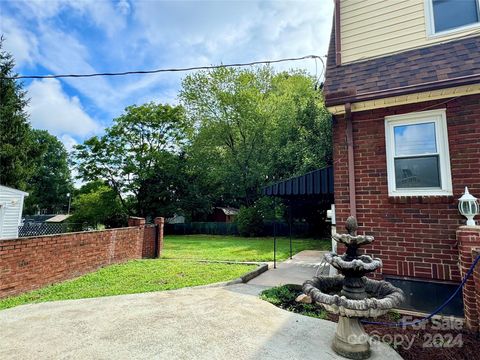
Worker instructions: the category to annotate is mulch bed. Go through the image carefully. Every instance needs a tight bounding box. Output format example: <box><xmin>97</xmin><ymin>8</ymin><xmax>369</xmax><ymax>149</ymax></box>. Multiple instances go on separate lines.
<box><xmin>260</xmin><ymin>285</ymin><xmax>480</xmax><ymax>360</ymax></box>
<box><xmin>326</xmin><ymin>313</ymin><xmax>479</xmax><ymax>360</ymax></box>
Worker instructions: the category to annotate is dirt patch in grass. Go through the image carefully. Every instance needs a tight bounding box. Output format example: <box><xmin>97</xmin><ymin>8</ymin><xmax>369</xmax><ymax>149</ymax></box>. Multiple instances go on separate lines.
<box><xmin>260</xmin><ymin>285</ymin><xmax>479</xmax><ymax>360</ymax></box>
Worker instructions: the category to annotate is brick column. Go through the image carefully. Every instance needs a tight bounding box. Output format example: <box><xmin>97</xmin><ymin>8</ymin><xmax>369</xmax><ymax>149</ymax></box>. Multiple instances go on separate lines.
<box><xmin>457</xmin><ymin>226</ymin><xmax>480</xmax><ymax>332</ymax></box>
<box><xmin>128</xmin><ymin>217</ymin><xmax>146</xmax><ymax>227</ymax></box>
<box><xmin>473</xmin><ymin>248</ymin><xmax>480</xmax><ymax>331</ymax></box>
<box><xmin>154</xmin><ymin>217</ymin><xmax>164</xmax><ymax>258</ymax></box>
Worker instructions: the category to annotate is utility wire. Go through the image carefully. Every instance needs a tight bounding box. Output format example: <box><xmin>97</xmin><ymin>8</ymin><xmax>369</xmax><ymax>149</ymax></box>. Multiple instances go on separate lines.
<box><xmin>4</xmin><ymin>55</ymin><xmax>325</xmax><ymax>80</ymax></box>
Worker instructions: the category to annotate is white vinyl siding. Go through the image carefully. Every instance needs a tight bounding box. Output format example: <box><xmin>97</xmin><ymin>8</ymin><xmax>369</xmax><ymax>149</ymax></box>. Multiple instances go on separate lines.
<box><xmin>340</xmin><ymin>0</ymin><xmax>480</xmax><ymax>63</ymax></box>
<box><xmin>0</xmin><ymin>186</ymin><xmax>28</xmax><ymax>239</ymax></box>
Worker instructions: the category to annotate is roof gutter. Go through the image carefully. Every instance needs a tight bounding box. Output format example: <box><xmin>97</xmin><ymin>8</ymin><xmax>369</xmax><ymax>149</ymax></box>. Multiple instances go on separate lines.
<box><xmin>326</xmin><ymin>73</ymin><xmax>480</xmax><ymax>107</ymax></box>
<box><xmin>345</xmin><ymin>103</ymin><xmax>356</xmax><ymax>218</ymax></box>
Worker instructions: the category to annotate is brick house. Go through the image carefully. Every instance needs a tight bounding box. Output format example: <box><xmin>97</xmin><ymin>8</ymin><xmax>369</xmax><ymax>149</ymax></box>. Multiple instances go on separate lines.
<box><xmin>324</xmin><ymin>0</ymin><xmax>480</xmax><ymax>324</ymax></box>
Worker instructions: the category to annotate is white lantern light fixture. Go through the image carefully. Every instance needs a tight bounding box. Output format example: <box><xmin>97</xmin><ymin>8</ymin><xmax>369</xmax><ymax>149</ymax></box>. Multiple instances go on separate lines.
<box><xmin>458</xmin><ymin>187</ymin><xmax>479</xmax><ymax>226</ymax></box>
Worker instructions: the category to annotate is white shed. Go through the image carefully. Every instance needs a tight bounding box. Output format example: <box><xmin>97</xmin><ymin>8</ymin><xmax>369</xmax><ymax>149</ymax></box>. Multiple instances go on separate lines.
<box><xmin>0</xmin><ymin>185</ymin><xmax>28</xmax><ymax>239</ymax></box>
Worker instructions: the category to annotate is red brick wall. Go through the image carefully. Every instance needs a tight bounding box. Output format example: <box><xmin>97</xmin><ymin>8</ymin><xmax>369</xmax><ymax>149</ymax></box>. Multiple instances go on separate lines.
<box><xmin>0</xmin><ymin>217</ymin><xmax>164</xmax><ymax>299</ymax></box>
<box><xmin>143</xmin><ymin>225</ymin><xmax>157</xmax><ymax>258</ymax></box>
<box><xmin>333</xmin><ymin>94</ymin><xmax>480</xmax><ymax>283</ymax></box>
<box><xmin>457</xmin><ymin>227</ymin><xmax>480</xmax><ymax>331</ymax></box>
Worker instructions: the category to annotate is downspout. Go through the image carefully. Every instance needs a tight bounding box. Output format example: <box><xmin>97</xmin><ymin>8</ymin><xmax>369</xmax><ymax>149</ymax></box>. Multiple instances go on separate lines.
<box><xmin>334</xmin><ymin>0</ymin><xmax>341</xmax><ymax>65</ymax></box>
<box><xmin>345</xmin><ymin>103</ymin><xmax>357</xmax><ymax>217</ymax></box>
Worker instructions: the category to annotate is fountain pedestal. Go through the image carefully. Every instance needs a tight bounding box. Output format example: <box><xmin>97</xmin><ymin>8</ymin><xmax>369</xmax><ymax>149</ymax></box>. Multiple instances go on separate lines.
<box><xmin>333</xmin><ymin>317</ymin><xmax>370</xmax><ymax>360</ymax></box>
<box><xmin>302</xmin><ymin>216</ymin><xmax>404</xmax><ymax>359</ymax></box>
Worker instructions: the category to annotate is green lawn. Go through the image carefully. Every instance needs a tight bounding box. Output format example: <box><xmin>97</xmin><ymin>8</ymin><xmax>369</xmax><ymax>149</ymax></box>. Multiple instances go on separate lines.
<box><xmin>162</xmin><ymin>235</ymin><xmax>330</xmax><ymax>262</ymax></box>
<box><xmin>0</xmin><ymin>235</ymin><xmax>329</xmax><ymax>311</ymax></box>
<box><xmin>0</xmin><ymin>259</ymin><xmax>254</xmax><ymax>311</ymax></box>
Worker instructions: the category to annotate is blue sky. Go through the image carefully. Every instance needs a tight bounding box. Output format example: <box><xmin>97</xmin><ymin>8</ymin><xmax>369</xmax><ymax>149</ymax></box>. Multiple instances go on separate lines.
<box><xmin>1</xmin><ymin>0</ymin><xmax>333</xmax><ymax>152</ymax></box>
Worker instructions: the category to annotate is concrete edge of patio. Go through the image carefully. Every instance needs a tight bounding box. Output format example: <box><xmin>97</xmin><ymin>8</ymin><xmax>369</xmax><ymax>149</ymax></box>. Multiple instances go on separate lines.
<box><xmin>191</xmin><ymin>262</ymin><xmax>269</xmax><ymax>289</ymax></box>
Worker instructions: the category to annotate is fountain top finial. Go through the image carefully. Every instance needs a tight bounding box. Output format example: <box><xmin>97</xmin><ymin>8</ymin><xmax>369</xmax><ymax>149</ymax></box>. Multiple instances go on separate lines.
<box><xmin>345</xmin><ymin>216</ymin><xmax>358</xmax><ymax>235</ymax></box>
<box><xmin>333</xmin><ymin>217</ymin><xmax>374</xmax><ymax>249</ymax></box>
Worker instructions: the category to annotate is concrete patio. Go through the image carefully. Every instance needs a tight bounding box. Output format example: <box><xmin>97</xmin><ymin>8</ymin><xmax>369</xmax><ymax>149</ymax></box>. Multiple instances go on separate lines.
<box><xmin>0</xmin><ymin>282</ymin><xmax>400</xmax><ymax>360</ymax></box>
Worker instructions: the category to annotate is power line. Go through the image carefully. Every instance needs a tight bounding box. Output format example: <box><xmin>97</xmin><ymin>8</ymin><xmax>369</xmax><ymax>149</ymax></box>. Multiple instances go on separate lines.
<box><xmin>4</xmin><ymin>55</ymin><xmax>325</xmax><ymax>80</ymax></box>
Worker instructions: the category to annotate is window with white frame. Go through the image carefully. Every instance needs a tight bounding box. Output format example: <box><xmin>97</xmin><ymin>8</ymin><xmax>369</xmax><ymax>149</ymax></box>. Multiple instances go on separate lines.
<box><xmin>426</xmin><ymin>0</ymin><xmax>480</xmax><ymax>35</ymax></box>
<box><xmin>385</xmin><ymin>109</ymin><xmax>452</xmax><ymax>196</ymax></box>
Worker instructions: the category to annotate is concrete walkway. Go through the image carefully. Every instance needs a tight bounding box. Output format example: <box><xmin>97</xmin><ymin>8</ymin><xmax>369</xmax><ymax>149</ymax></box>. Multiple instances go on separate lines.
<box><xmin>0</xmin><ymin>284</ymin><xmax>401</xmax><ymax>360</ymax></box>
<box><xmin>248</xmin><ymin>250</ymin><xmax>330</xmax><ymax>288</ymax></box>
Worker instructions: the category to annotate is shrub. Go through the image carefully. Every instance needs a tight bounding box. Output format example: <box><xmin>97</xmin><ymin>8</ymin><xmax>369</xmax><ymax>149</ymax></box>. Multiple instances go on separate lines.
<box><xmin>236</xmin><ymin>206</ymin><xmax>264</xmax><ymax>237</ymax></box>
<box><xmin>260</xmin><ymin>285</ymin><xmax>326</xmax><ymax>319</ymax></box>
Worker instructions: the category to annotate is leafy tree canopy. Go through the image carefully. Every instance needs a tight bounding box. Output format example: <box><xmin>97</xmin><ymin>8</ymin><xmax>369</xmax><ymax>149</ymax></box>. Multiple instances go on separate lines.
<box><xmin>180</xmin><ymin>66</ymin><xmax>331</xmax><ymax>207</ymax></box>
<box><xmin>73</xmin><ymin>102</ymin><xmax>192</xmax><ymax>218</ymax></box>
<box><xmin>70</xmin><ymin>181</ymin><xmax>126</xmax><ymax>229</ymax></box>
<box><xmin>24</xmin><ymin>130</ymin><xmax>73</xmax><ymax>215</ymax></box>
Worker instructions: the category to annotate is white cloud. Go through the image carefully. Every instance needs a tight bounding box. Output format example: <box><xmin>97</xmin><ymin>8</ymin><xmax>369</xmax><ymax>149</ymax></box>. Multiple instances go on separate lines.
<box><xmin>60</xmin><ymin>134</ymin><xmax>79</xmax><ymax>153</ymax></box>
<box><xmin>0</xmin><ymin>17</ymin><xmax>38</xmax><ymax>67</ymax></box>
<box><xmin>7</xmin><ymin>0</ymin><xmax>127</xmax><ymax>36</ymax></box>
<box><xmin>129</xmin><ymin>0</ymin><xmax>333</xmax><ymax>86</ymax></box>
<box><xmin>117</xmin><ymin>0</ymin><xmax>131</xmax><ymax>16</ymax></box>
<box><xmin>27</xmin><ymin>79</ymin><xmax>102</xmax><ymax>139</ymax></box>
<box><xmin>3</xmin><ymin>0</ymin><xmax>334</xmax><ymax>146</ymax></box>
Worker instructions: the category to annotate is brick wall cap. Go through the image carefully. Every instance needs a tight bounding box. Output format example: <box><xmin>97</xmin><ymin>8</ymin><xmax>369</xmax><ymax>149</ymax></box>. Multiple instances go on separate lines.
<box><xmin>154</xmin><ymin>217</ymin><xmax>165</xmax><ymax>225</ymax></box>
<box><xmin>458</xmin><ymin>225</ymin><xmax>480</xmax><ymax>230</ymax></box>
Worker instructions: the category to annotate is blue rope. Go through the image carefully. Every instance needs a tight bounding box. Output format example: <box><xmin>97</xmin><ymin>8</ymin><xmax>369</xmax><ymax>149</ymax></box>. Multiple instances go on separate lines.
<box><xmin>361</xmin><ymin>254</ymin><xmax>480</xmax><ymax>327</ymax></box>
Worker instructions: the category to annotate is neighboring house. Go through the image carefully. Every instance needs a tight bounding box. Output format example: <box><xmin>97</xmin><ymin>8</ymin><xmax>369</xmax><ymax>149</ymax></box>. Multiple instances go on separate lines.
<box><xmin>166</xmin><ymin>214</ymin><xmax>186</xmax><ymax>224</ymax></box>
<box><xmin>0</xmin><ymin>185</ymin><xmax>28</xmax><ymax>239</ymax></box>
<box><xmin>45</xmin><ymin>214</ymin><xmax>71</xmax><ymax>223</ymax></box>
<box><xmin>209</xmin><ymin>207</ymin><xmax>239</xmax><ymax>223</ymax></box>
<box><xmin>324</xmin><ymin>0</ymin><xmax>480</xmax><ymax>313</ymax></box>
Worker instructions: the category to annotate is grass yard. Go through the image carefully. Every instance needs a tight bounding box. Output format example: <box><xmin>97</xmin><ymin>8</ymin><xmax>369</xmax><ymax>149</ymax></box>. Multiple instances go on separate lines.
<box><xmin>0</xmin><ymin>259</ymin><xmax>255</xmax><ymax>311</ymax></box>
<box><xmin>162</xmin><ymin>235</ymin><xmax>331</xmax><ymax>262</ymax></box>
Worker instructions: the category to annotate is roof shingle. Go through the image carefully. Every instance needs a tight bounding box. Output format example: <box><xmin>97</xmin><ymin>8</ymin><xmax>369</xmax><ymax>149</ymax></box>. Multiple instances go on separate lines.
<box><xmin>324</xmin><ymin>26</ymin><xmax>480</xmax><ymax>106</ymax></box>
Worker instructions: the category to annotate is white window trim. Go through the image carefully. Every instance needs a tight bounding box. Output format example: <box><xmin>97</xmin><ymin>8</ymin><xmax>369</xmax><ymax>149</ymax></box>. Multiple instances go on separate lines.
<box><xmin>425</xmin><ymin>0</ymin><xmax>480</xmax><ymax>38</ymax></box>
<box><xmin>385</xmin><ymin>109</ymin><xmax>452</xmax><ymax>197</ymax></box>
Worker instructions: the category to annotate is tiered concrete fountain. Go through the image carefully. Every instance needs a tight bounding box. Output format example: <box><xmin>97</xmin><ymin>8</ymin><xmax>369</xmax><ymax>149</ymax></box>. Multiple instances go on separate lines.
<box><xmin>302</xmin><ymin>216</ymin><xmax>404</xmax><ymax>359</ymax></box>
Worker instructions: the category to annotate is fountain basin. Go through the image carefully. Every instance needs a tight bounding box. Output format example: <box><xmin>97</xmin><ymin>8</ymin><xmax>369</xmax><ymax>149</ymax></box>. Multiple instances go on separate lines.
<box><xmin>325</xmin><ymin>253</ymin><xmax>382</xmax><ymax>273</ymax></box>
<box><xmin>303</xmin><ymin>275</ymin><xmax>405</xmax><ymax>318</ymax></box>
<box><xmin>333</xmin><ymin>233</ymin><xmax>374</xmax><ymax>247</ymax></box>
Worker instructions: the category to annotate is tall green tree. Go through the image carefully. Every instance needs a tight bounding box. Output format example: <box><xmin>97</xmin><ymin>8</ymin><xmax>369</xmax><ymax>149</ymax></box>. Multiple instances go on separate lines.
<box><xmin>180</xmin><ymin>66</ymin><xmax>331</xmax><ymax>207</ymax></box>
<box><xmin>70</xmin><ymin>180</ymin><xmax>127</xmax><ymax>229</ymax></box>
<box><xmin>0</xmin><ymin>37</ymin><xmax>39</xmax><ymax>189</ymax></box>
<box><xmin>73</xmin><ymin>102</ymin><xmax>192</xmax><ymax>218</ymax></box>
<box><xmin>265</xmin><ymin>72</ymin><xmax>332</xmax><ymax>181</ymax></box>
<box><xmin>181</xmin><ymin>66</ymin><xmax>273</xmax><ymax>206</ymax></box>
<box><xmin>24</xmin><ymin>130</ymin><xmax>73</xmax><ymax>214</ymax></box>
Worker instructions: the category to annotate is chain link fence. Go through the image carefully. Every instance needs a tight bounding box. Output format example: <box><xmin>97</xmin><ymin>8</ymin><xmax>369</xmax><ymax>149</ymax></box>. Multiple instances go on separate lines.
<box><xmin>18</xmin><ymin>222</ymin><xmax>87</xmax><ymax>237</ymax></box>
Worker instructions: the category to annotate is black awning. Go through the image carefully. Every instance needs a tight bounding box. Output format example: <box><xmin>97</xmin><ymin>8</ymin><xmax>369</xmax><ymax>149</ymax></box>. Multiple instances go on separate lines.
<box><xmin>262</xmin><ymin>166</ymin><xmax>334</xmax><ymax>199</ymax></box>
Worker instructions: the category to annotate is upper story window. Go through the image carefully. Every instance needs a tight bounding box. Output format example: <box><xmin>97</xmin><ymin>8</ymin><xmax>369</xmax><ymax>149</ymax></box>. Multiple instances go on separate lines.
<box><xmin>385</xmin><ymin>109</ymin><xmax>452</xmax><ymax>197</ymax></box>
<box><xmin>427</xmin><ymin>0</ymin><xmax>480</xmax><ymax>35</ymax></box>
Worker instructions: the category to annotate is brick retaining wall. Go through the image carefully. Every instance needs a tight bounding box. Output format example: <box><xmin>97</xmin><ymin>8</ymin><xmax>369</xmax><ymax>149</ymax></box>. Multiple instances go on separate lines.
<box><xmin>0</xmin><ymin>217</ymin><xmax>163</xmax><ymax>299</ymax></box>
